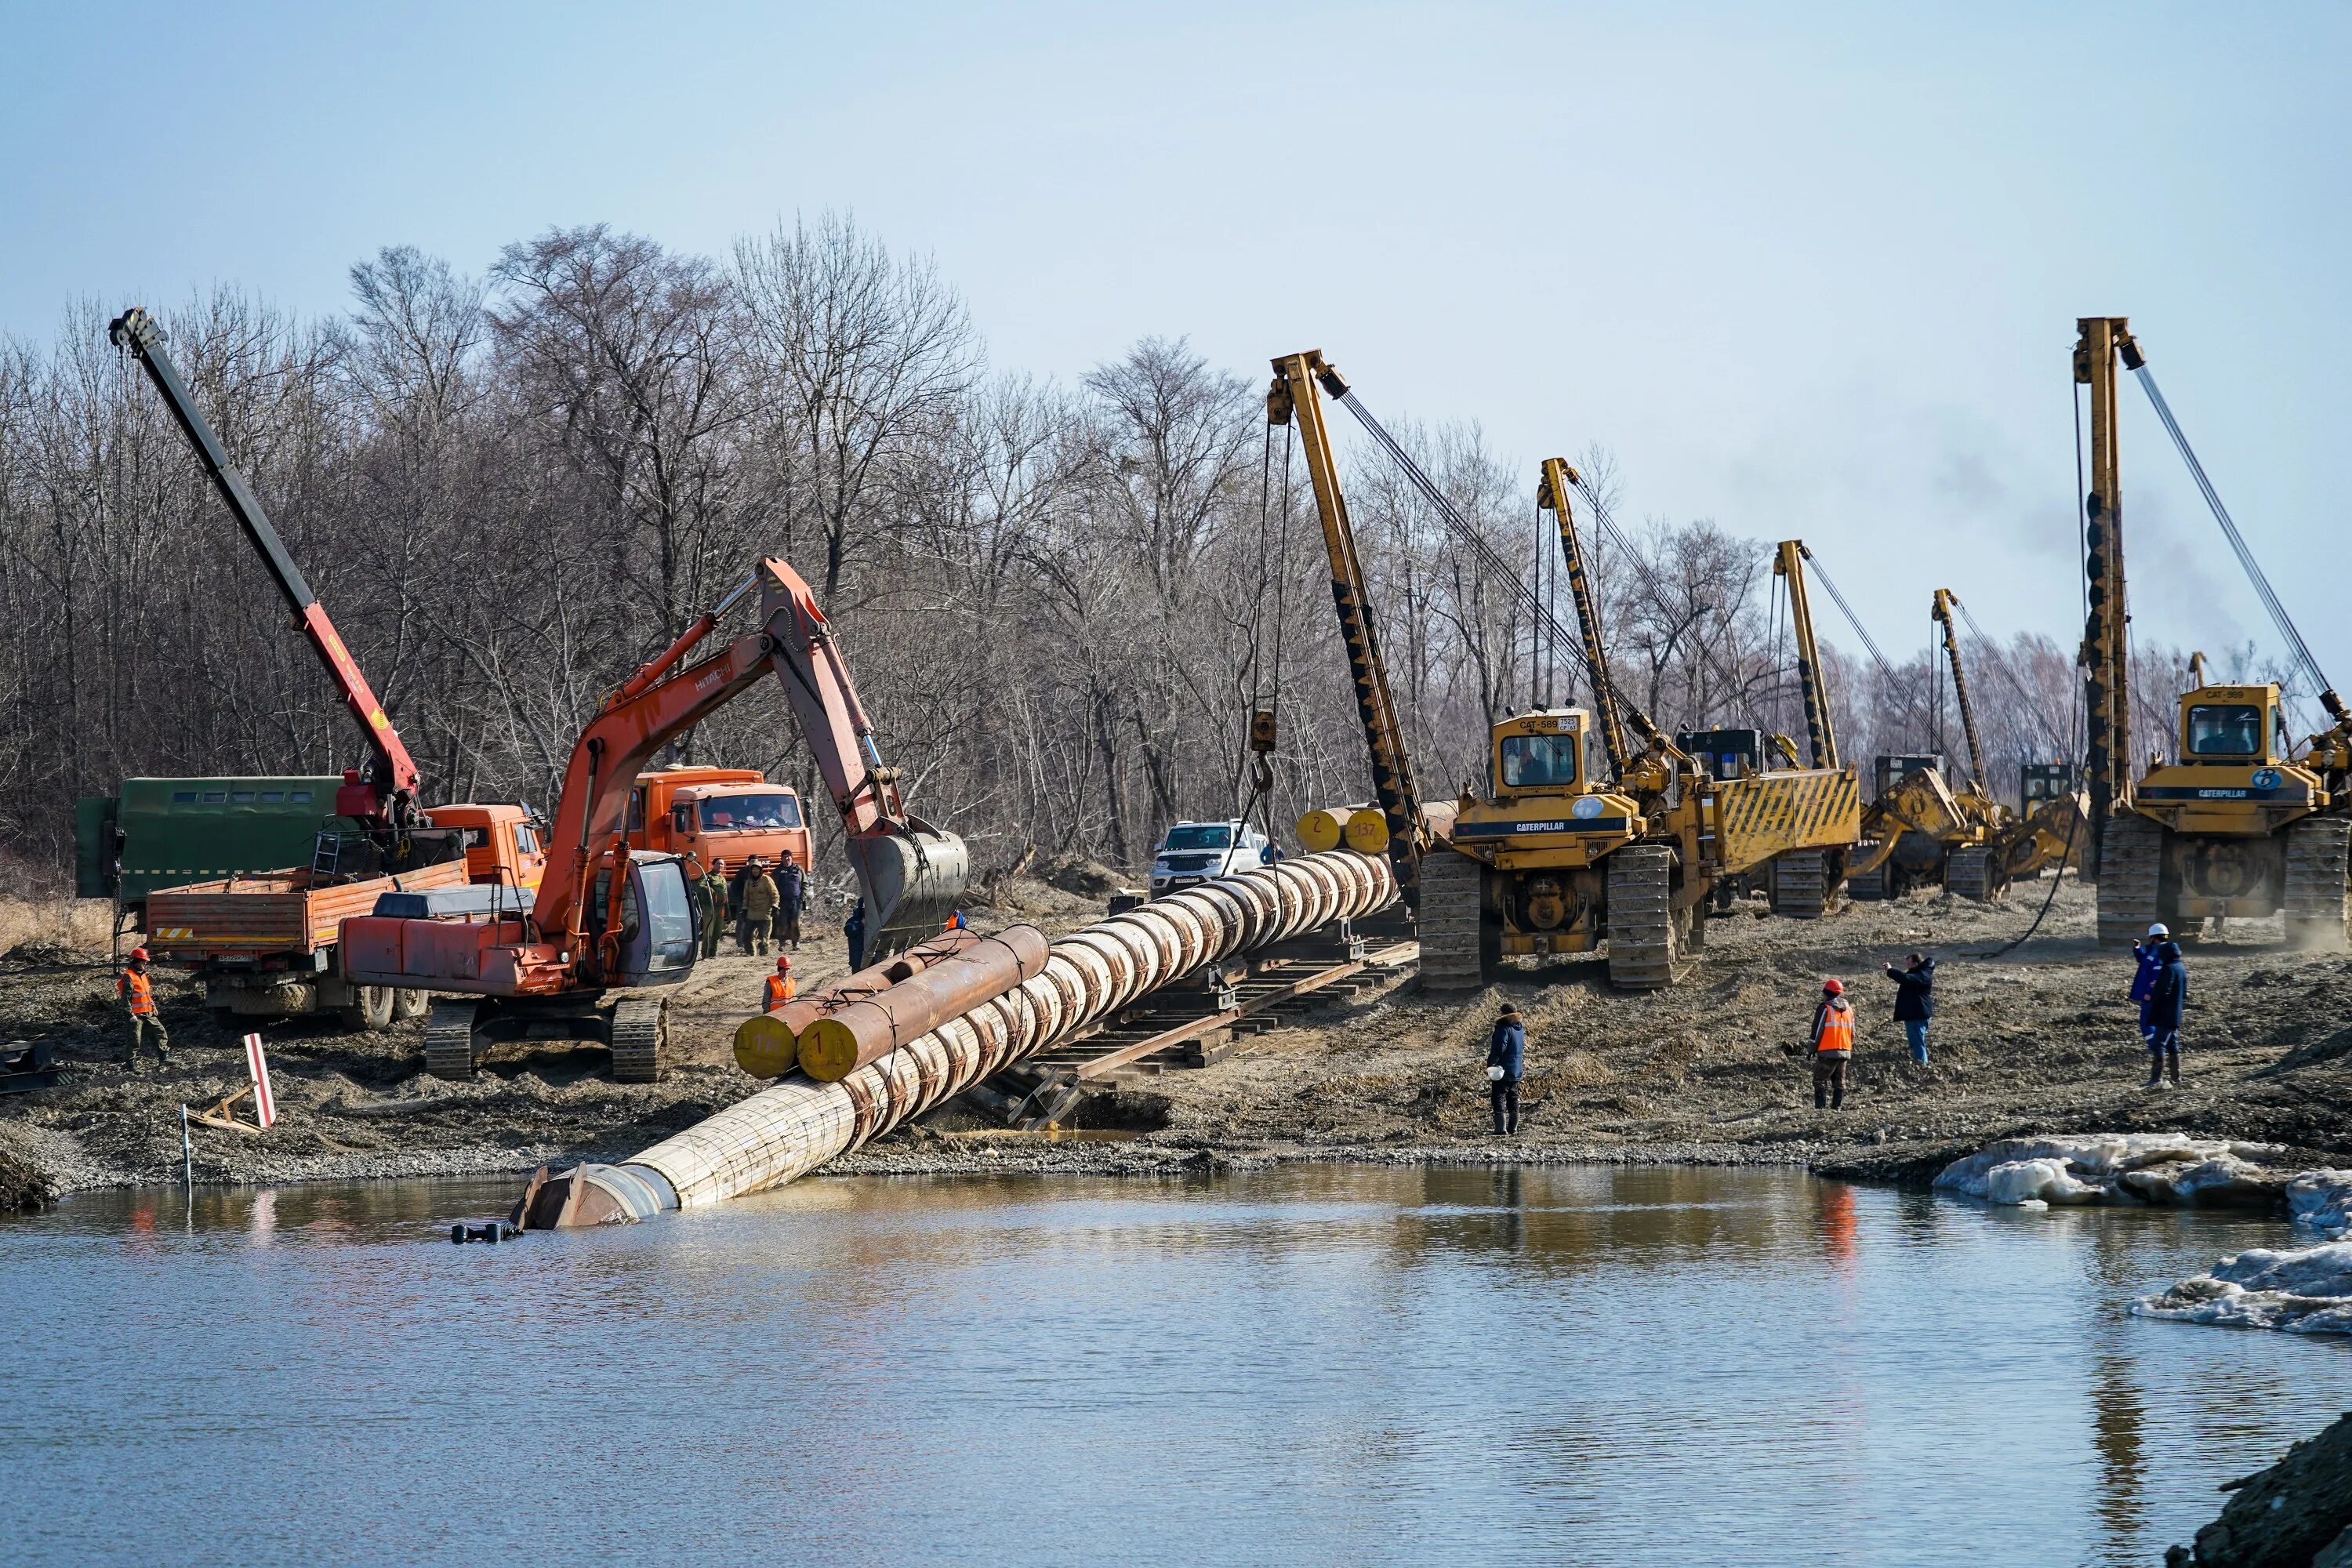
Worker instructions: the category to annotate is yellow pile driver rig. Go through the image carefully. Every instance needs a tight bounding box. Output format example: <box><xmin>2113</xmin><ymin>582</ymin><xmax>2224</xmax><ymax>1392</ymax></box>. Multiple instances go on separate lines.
<box><xmin>1267</xmin><ymin>350</ymin><xmax>1857</xmax><ymax>990</ymax></box>
<box><xmin>2075</xmin><ymin>315</ymin><xmax>2352</xmax><ymax>946</ymax></box>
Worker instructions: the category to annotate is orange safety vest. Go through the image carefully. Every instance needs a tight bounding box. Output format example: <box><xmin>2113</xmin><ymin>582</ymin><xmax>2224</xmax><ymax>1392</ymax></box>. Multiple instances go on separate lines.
<box><xmin>763</xmin><ymin>973</ymin><xmax>794</xmax><ymax>1011</ymax></box>
<box><xmin>1814</xmin><ymin>1000</ymin><xmax>1853</xmax><ymax>1054</ymax></box>
<box><xmin>119</xmin><ymin>968</ymin><xmax>155</xmax><ymax>1015</ymax></box>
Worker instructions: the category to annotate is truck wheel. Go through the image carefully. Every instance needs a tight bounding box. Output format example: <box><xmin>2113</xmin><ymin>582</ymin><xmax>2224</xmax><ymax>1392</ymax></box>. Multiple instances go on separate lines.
<box><xmin>1606</xmin><ymin>845</ymin><xmax>1678</xmax><ymax>989</ymax></box>
<box><xmin>2096</xmin><ymin>814</ymin><xmax>2165</xmax><ymax>946</ymax></box>
<box><xmin>336</xmin><ymin>985</ymin><xmax>397</xmax><ymax>1032</ymax></box>
<box><xmin>609</xmin><ymin>996</ymin><xmax>669</xmax><ymax>1083</ymax></box>
<box><xmin>2284</xmin><ymin>817</ymin><xmax>2350</xmax><ymax>948</ymax></box>
<box><xmin>424</xmin><ymin>1000</ymin><xmax>481</xmax><ymax>1079</ymax></box>
<box><xmin>1415</xmin><ymin>848</ymin><xmax>1490</xmax><ymax>990</ymax></box>
<box><xmin>391</xmin><ymin>988</ymin><xmax>429</xmax><ymax>1022</ymax></box>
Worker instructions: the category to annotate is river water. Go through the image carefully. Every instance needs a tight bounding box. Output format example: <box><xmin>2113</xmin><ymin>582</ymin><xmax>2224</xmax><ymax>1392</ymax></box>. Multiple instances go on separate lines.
<box><xmin>3</xmin><ymin>1164</ymin><xmax>2346</xmax><ymax>1566</ymax></box>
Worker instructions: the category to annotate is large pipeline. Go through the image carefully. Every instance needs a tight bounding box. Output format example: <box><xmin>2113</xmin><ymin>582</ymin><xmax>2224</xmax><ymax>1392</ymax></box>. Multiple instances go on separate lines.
<box><xmin>798</xmin><ymin>925</ymin><xmax>1051</xmax><ymax>1082</ymax></box>
<box><xmin>734</xmin><ymin>926</ymin><xmax>989</xmax><ymax>1078</ymax></box>
<box><xmin>513</xmin><ymin>848</ymin><xmax>1397</xmax><ymax>1228</ymax></box>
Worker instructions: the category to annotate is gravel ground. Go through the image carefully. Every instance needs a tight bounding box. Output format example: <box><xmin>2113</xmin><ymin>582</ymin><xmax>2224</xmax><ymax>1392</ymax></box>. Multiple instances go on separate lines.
<box><xmin>4</xmin><ymin>873</ymin><xmax>2348</xmax><ymax>1202</ymax></box>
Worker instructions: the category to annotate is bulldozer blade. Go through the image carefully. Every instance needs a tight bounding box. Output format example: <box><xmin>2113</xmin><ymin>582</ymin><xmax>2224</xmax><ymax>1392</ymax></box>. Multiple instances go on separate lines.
<box><xmin>850</xmin><ymin>826</ymin><xmax>971</xmax><ymax>959</ymax></box>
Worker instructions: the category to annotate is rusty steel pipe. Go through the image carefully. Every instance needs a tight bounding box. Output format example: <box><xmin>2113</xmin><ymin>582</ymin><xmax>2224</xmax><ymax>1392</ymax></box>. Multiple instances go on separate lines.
<box><xmin>798</xmin><ymin>925</ymin><xmax>1050</xmax><ymax>1082</ymax></box>
<box><xmin>516</xmin><ymin>849</ymin><xmax>1397</xmax><ymax>1228</ymax></box>
<box><xmin>735</xmin><ymin>925</ymin><xmax>985</xmax><ymax>1078</ymax></box>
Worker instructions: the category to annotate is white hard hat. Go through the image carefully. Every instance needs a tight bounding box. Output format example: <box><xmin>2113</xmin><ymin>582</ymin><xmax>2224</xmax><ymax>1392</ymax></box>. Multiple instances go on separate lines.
<box><xmin>2147</xmin><ymin>923</ymin><xmax>2169</xmax><ymax>938</ymax></box>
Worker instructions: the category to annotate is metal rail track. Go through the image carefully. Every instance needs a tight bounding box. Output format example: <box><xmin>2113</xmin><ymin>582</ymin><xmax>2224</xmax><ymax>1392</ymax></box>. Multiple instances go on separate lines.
<box><xmin>983</xmin><ymin>935</ymin><xmax>1420</xmax><ymax>1127</ymax></box>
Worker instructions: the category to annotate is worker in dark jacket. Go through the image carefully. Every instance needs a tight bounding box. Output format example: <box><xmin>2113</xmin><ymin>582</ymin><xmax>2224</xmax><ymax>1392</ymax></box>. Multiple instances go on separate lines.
<box><xmin>775</xmin><ymin>852</ymin><xmax>805</xmax><ymax>950</ymax></box>
<box><xmin>844</xmin><ymin>901</ymin><xmax>868</xmax><ymax>971</ymax></box>
<box><xmin>1486</xmin><ymin>1003</ymin><xmax>1526</xmax><ymax>1135</ymax></box>
<box><xmin>2144</xmin><ymin>939</ymin><xmax>2188</xmax><ymax>1087</ymax></box>
<box><xmin>2131</xmin><ymin>924</ymin><xmax>2169</xmax><ymax>1051</ymax></box>
<box><xmin>1885</xmin><ymin>953</ymin><xmax>1935</xmax><ymax>1065</ymax></box>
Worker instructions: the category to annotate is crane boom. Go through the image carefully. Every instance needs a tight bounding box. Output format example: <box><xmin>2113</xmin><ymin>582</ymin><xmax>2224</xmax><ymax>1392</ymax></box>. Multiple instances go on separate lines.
<box><xmin>1773</xmin><ymin>541</ymin><xmax>1840</xmax><ymax>771</ymax></box>
<box><xmin>1932</xmin><ymin>589</ymin><xmax>1987</xmax><ymax>789</ymax></box>
<box><xmin>1538</xmin><ymin>458</ymin><xmax>1630</xmax><ymax>780</ymax></box>
<box><xmin>1267</xmin><ymin>351</ymin><xmax>1424</xmax><ymax>891</ymax></box>
<box><xmin>107</xmin><ymin>307</ymin><xmax>422</xmax><ymax>822</ymax></box>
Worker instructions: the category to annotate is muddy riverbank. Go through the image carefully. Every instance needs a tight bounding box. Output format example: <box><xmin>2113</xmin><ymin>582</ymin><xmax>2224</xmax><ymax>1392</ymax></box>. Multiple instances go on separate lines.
<box><xmin>3</xmin><ymin>875</ymin><xmax>2348</xmax><ymax>1199</ymax></box>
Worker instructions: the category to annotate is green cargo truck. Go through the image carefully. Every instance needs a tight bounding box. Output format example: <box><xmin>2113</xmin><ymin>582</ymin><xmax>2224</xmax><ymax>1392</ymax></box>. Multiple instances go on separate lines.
<box><xmin>76</xmin><ymin>777</ymin><xmax>360</xmax><ymax>914</ymax></box>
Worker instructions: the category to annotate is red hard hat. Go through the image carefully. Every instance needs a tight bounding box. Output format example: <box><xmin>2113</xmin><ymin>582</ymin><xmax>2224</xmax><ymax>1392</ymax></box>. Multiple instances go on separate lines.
<box><xmin>1822</xmin><ymin>978</ymin><xmax>1843</xmax><ymax>994</ymax></box>
<box><xmin>775</xmin><ymin>955</ymin><xmax>792</xmax><ymax>971</ymax></box>
<box><xmin>129</xmin><ymin>946</ymin><xmax>150</xmax><ymax>962</ymax></box>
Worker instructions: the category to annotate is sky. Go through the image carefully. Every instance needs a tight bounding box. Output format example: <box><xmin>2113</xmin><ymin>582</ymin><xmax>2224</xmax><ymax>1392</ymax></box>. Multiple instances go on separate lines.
<box><xmin>5</xmin><ymin>1</ymin><xmax>2347</xmax><ymax>694</ymax></box>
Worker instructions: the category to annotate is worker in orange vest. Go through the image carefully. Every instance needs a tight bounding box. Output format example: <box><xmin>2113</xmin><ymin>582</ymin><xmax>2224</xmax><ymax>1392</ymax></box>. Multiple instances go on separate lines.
<box><xmin>116</xmin><ymin>946</ymin><xmax>172</xmax><ymax>1072</ymax></box>
<box><xmin>1809</xmin><ymin>978</ymin><xmax>1853</xmax><ymax>1110</ymax></box>
<box><xmin>762</xmin><ymin>955</ymin><xmax>795</xmax><ymax>1011</ymax></box>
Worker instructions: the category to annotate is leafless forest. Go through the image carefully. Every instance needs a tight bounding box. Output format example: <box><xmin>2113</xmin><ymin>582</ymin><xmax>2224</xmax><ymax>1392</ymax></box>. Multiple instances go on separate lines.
<box><xmin>0</xmin><ymin>217</ymin><xmax>2204</xmax><ymax>895</ymax></box>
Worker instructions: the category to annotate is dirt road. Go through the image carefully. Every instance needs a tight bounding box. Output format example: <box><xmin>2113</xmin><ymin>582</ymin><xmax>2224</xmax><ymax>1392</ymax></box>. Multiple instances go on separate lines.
<box><xmin>4</xmin><ymin>875</ymin><xmax>2348</xmax><ymax>1205</ymax></box>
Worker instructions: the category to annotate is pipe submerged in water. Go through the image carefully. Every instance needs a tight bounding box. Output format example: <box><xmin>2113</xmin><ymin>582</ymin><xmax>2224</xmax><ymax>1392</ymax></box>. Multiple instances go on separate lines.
<box><xmin>512</xmin><ymin>848</ymin><xmax>1398</xmax><ymax>1229</ymax></box>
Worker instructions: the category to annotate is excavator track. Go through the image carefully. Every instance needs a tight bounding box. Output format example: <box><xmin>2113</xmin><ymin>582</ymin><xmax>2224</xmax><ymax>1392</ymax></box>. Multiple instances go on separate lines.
<box><xmin>423</xmin><ymin>998</ymin><xmax>481</xmax><ymax>1080</ymax></box>
<box><xmin>1769</xmin><ymin>851</ymin><xmax>1829</xmax><ymax>919</ymax></box>
<box><xmin>1416</xmin><ymin>848</ymin><xmax>1489</xmax><ymax>991</ymax></box>
<box><xmin>1606</xmin><ymin>846</ymin><xmax>1678</xmax><ymax>989</ymax></box>
<box><xmin>2096</xmin><ymin>813</ymin><xmax>2164</xmax><ymax>946</ymax></box>
<box><xmin>2283</xmin><ymin>816</ymin><xmax>2350</xmax><ymax>947</ymax></box>
<box><xmin>608</xmin><ymin>996</ymin><xmax>670</xmax><ymax>1083</ymax></box>
<box><xmin>1944</xmin><ymin>846</ymin><xmax>1993</xmax><ymax>903</ymax></box>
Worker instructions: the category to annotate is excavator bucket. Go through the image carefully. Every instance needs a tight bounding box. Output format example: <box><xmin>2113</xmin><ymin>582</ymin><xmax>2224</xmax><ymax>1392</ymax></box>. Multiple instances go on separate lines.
<box><xmin>850</xmin><ymin>823</ymin><xmax>971</xmax><ymax>959</ymax></box>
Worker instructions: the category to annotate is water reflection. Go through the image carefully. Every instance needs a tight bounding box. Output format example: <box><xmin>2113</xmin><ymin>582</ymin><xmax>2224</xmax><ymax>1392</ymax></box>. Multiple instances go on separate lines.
<box><xmin>4</xmin><ymin>1167</ymin><xmax>2349</xmax><ymax>1568</ymax></box>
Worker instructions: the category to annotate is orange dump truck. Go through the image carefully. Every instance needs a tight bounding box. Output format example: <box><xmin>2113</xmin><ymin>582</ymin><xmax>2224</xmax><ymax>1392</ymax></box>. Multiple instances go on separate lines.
<box><xmin>630</xmin><ymin>767</ymin><xmax>812</xmax><ymax>902</ymax></box>
<box><xmin>143</xmin><ymin>802</ymin><xmax>545</xmax><ymax>1029</ymax></box>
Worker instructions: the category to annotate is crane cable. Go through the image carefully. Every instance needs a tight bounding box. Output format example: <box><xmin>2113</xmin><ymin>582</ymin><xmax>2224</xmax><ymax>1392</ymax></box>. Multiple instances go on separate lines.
<box><xmin>1240</xmin><ymin>418</ymin><xmax>1297</xmax><ymax>837</ymax></box>
<box><xmin>1802</xmin><ymin>551</ymin><xmax>1937</xmax><ymax>738</ymax></box>
<box><xmin>1949</xmin><ymin>594</ymin><xmax>2068</xmax><ymax>757</ymax></box>
<box><xmin>1564</xmin><ymin>468</ymin><xmax>1769</xmax><ymax>732</ymax></box>
<box><xmin>2129</xmin><ymin>364</ymin><xmax>2340</xmax><ymax>718</ymax></box>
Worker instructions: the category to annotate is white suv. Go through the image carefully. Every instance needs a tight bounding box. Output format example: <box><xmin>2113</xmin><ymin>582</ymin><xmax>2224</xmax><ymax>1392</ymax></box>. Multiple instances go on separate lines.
<box><xmin>1149</xmin><ymin>820</ymin><xmax>1275</xmax><ymax>897</ymax></box>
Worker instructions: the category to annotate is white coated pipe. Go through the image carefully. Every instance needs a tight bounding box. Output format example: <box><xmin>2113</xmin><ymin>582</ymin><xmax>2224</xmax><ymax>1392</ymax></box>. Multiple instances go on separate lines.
<box><xmin>612</xmin><ymin>850</ymin><xmax>1396</xmax><ymax>1215</ymax></box>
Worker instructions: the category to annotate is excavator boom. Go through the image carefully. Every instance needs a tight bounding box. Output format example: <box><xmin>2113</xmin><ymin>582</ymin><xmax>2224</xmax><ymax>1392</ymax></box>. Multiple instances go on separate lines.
<box><xmin>108</xmin><ymin>307</ymin><xmax>421</xmax><ymax>821</ymax></box>
<box><xmin>534</xmin><ymin>557</ymin><xmax>967</xmax><ymax>964</ymax></box>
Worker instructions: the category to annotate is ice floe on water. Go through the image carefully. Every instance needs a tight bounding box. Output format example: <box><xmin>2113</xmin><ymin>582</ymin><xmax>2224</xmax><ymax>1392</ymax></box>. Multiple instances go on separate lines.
<box><xmin>2132</xmin><ymin>1241</ymin><xmax>2352</xmax><ymax>1334</ymax></box>
<box><xmin>1929</xmin><ymin>1135</ymin><xmax>2352</xmax><ymax>1334</ymax></box>
<box><xmin>1932</xmin><ymin>1134</ymin><xmax>2288</xmax><ymax>1210</ymax></box>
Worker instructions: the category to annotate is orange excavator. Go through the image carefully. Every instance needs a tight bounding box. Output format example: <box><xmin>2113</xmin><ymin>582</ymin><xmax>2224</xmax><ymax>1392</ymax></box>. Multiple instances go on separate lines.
<box><xmin>339</xmin><ymin>557</ymin><xmax>968</xmax><ymax>1080</ymax></box>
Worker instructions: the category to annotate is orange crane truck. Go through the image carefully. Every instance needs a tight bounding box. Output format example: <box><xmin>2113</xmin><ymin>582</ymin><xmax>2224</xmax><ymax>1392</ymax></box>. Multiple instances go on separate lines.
<box><xmin>340</xmin><ymin>557</ymin><xmax>968</xmax><ymax>1082</ymax></box>
<box><xmin>108</xmin><ymin>307</ymin><xmax>551</xmax><ymax>1027</ymax></box>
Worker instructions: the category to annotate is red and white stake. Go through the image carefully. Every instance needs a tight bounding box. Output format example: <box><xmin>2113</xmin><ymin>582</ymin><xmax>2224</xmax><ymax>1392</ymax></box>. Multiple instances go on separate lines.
<box><xmin>241</xmin><ymin>1033</ymin><xmax>277</xmax><ymax>1129</ymax></box>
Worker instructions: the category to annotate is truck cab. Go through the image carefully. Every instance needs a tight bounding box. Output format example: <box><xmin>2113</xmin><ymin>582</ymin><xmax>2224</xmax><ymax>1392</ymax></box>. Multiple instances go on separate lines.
<box><xmin>424</xmin><ymin>802</ymin><xmax>549</xmax><ymax>892</ymax></box>
<box><xmin>629</xmin><ymin>767</ymin><xmax>813</xmax><ymax>895</ymax></box>
<box><xmin>1149</xmin><ymin>819</ymin><xmax>1275</xmax><ymax>896</ymax></box>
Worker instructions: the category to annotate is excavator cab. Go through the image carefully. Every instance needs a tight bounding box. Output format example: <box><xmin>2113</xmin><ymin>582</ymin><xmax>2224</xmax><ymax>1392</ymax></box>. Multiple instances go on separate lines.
<box><xmin>585</xmin><ymin>854</ymin><xmax>701</xmax><ymax>986</ymax></box>
<box><xmin>1494</xmin><ymin>712</ymin><xmax>1592</xmax><ymax>794</ymax></box>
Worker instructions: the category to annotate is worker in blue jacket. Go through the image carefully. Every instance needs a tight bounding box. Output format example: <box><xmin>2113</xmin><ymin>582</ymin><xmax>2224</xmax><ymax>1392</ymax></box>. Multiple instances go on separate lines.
<box><xmin>1486</xmin><ymin>1003</ymin><xmax>1526</xmax><ymax>1135</ymax></box>
<box><xmin>2143</xmin><ymin>939</ymin><xmax>2188</xmax><ymax>1087</ymax></box>
<box><xmin>2130</xmin><ymin>924</ymin><xmax>2169</xmax><ymax>1050</ymax></box>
